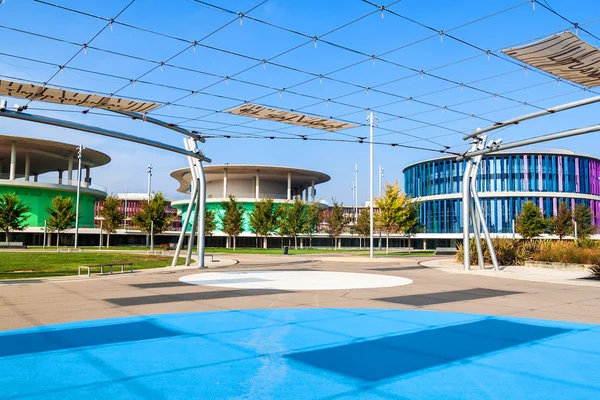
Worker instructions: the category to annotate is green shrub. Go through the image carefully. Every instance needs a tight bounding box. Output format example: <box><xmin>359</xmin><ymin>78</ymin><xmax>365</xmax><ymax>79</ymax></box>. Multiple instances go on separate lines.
<box><xmin>590</xmin><ymin>254</ymin><xmax>600</xmax><ymax>279</ymax></box>
<box><xmin>456</xmin><ymin>238</ymin><xmax>487</xmax><ymax>266</ymax></box>
<box><xmin>456</xmin><ymin>238</ymin><xmax>600</xmax><ymax>266</ymax></box>
<box><xmin>532</xmin><ymin>240</ymin><xmax>599</xmax><ymax>264</ymax></box>
<box><xmin>456</xmin><ymin>238</ymin><xmax>524</xmax><ymax>266</ymax></box>
<box><xmin>575</xmin><ymin>237</ymin><xmax>597</xmax><ymax>249</ymax></box>
<box><xmin>520</xmin><ymin>239</ymin><xmax>542</xmax><ymax>259</ymax></box>
<box><xmin>489</xmin><ymin>239</ymin><xmax>525</xmax><ymax>266</ymax></box>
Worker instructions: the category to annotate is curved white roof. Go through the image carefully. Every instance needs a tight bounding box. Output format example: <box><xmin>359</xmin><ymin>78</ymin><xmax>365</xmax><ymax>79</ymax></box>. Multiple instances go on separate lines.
<box><xmin>171</xmin><ymin>164</ymin><xmax>330</xmax><ymax>195</ymax></box>
<box><xmin>0</xmin><ymin>134</ymin><xmax>110</xmax><ymax>177</ymax></box>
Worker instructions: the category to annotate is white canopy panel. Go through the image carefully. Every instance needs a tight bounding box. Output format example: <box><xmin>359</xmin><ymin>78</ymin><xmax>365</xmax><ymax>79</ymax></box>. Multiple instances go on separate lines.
<box><xmin>226</xmin><ymin>103</ymin><xmax>357</xmax><ymax>132</ymax></box>
<box><xmin>502</xmin><ymin>32</ymin><xmax>600</xmax><ymax>87</ymax></box>
<box><xmin>0</xmin><ymin>79</ymin><xmax>160</xmax><ymax>112</ymax></box>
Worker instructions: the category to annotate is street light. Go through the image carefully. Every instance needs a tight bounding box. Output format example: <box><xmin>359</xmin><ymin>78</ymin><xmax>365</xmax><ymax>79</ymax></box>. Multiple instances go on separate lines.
<box><xmin>146</xmin><ymin>164</ymin><xmax>153</xmax><ymax>247</ymax></box>
<box><xmin>74</xmin><ymin>144</ymin><xmax>84</xmax><ymax>249</ymax></box>
<box><xmin>379</xmin><ymin>165</ymin><xmax>384</xmax><ymax>250</ymax></box>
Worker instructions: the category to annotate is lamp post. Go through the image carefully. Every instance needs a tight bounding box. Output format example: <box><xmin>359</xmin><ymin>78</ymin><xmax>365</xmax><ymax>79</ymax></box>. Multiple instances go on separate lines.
<box><xmin>379</xmin><ymin>165</ymin><xmax>384</xmax><ymax>250</ymax></box>
<box><xmin>146</xmin><ymin>164</ymin><xmax>153</xmax><ymax>247</ymax></box>
<box><xmin>124</xmin><ymin>188</ymin><xmax>128</xmax><ymax>231</ymax></box>
<box><xmin>74</xmin><ymin>144</ymin><xmax>83</xmax><ymax>249</ymax></box>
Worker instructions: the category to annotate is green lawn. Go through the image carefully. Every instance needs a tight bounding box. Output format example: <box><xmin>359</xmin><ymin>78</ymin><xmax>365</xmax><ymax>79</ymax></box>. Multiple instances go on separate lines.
<box><xmin>0</xmin><ymin>252</ymin><xmax>185</xmax><ymax>279</ymax></box>
<box><xmin>204</xmin><ymin>247</ymin><xmax>369</xmax><ymax>255</ymax></box>
<box><xmin>204</xmin><ymin>248</ymin><xmax>436</xmax><ymax>256</ymax></box>
<box><xmin>358</xmin><ymin>250</ymin><xmax>436</xmax><ymax>257</ymax></box>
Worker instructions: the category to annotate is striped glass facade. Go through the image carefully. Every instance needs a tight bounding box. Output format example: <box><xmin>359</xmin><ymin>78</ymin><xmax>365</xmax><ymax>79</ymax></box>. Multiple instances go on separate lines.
<box><xmin>403</xmin><ymin>151</ymin><xmax>600</xmax><ymax>234</ymax></box>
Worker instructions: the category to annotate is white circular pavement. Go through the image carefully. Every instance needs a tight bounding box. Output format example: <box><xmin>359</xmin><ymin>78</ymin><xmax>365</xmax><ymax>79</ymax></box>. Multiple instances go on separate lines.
<box><xmin>179</xmin><ymin>270</ymin><xmax>413</xmax><ymax>291</ymax></box>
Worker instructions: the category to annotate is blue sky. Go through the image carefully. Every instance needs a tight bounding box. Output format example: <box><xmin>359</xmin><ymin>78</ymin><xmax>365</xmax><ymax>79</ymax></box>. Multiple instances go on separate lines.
<box><xmin>1</xmin><ymin>0</ymin><xmax>599</xmax><ymax>204</ymax></box>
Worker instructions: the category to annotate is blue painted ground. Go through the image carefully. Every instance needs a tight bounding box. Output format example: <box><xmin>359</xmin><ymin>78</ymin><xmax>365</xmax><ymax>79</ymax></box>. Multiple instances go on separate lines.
<box><xmin>1</xmin><ymin>308</ymin><xmax>599</xmax><ymax>399</ymax></box>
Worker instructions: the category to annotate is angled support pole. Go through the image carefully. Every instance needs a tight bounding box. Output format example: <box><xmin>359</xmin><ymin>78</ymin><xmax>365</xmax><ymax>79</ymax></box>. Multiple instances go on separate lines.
<box><xmin>470</xmin><ymin>137</ymin><xmax>499</xmax><ymax>271</ymax></box>
<box><xmin>469</xmin><ymin>201</ymin><xmax>485</xmax><ymax>270</ymax></box>
<box><xmin>0</xmin><ymin>110</ymin><xmax>209</xmax><ymax>161</ymax></box>
<box><xmin>110</xmin><ymin>110</ymin><xmax>206</xmax><ymax>142</ymax></box>
<box><xmin>185</xmin><ymin>140</ymin><xmax>200</xmax><ymax>266</ymax></box>
<box><xmin>196</xmin><ymin>157</ymin><xmax>207</xmax><ymax>268</ymax></box>
<box><xmin>462</xmin><ymin>142</ymin><xmax>477</xmax><ymax>270</ymax></box>
<box><xmin>172</xmin><ymin>144</ymin><xmax>199</xmax><ymax>267</ymax></box>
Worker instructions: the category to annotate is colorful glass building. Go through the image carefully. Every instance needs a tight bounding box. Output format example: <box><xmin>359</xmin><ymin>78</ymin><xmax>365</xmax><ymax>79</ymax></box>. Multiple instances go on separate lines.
<box><xmin>403</xmin><ymin>150</ymin><xmax>600</xmax><ymax>235</ymax></box>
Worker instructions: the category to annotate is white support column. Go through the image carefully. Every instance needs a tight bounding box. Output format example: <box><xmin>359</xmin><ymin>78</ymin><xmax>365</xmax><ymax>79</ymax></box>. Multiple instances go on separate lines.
<box><xmin>9</xmin><ymin>141</ymin><xmax>16</xmax><ymax>181</ymax></box>
<box><xmin>311</xmin><ymin>180</ymin><xmax>315</xmax><ymax>202</ymax></box>
<box><xmin>255</xmin><ymin>170</ymin><xmax>260</xmax><ymax>199</ymax></box>
<box><xmin>223</xmin><ymin>168</ymin><xmax>227</xmax><ymax>198</ymax></box>
<box><xmin>24</xmin><ymin>153</ymin><xmax>30</xmax><ymax>181</ymax></box>
<box><xmin>58</xmin><ymin>169</ymin><xmax>63</xmax><ymax>185</ymax></box>
<box><xmin>85</xmin><ymin>166</ymin><xmax>90</xmax><ymax>187</ymax></box>
<box><xmin>67</xmin><ymin>152</ymin><xmax>73</xmax><ymax>185</ymax></box>
<box><xmin>287</xmin><ymin>171</ymin><xmax>291</xmax><ymax>200</ymax></box>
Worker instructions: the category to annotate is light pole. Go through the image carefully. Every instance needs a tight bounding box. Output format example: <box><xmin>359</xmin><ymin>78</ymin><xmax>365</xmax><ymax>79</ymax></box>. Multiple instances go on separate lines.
<box><xmin>367</xmin><ymin>112</ymin><xmax>377</xmax><ymax>258</ymax></box>
<box><xmin>378</xmin><ymin>165</ymin><xmax>384</xmax><ymax>250</ymax></box>
<box><xmin>351</xmin><ymin>180</ymin><xmax>355</xmax><ymax>223</ymax></box>
<box><xmin>379</xmin><ymin>165</ymin><xmax>384</xmax><ymax>196</ymax></box>
<box><xmin>354</xmin><ymin>164</ymin><xmax>359</xmax><ymax>223</ymax></box>
<box><xmin>74</xmin><ymin>144</ymin><xmax>83</xmax><ymax>249</ymax></box>
<box><xmin>124</xmin><ymin>188</ymin><xmax>128</xmax><ymax>230</ymax></box>
<box><xmin>146</xmin><ymin>164</ymin><xmax>153</xmax><ymax>247</ymax></box>
<box><xmin>43</xmin><ymin>220</ymin><xmax>47</xmax><ymax>249</ymax></box>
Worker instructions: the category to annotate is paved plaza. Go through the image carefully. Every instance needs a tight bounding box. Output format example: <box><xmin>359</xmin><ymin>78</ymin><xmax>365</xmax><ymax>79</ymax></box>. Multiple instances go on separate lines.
<box><xmin>1</xmin><ymin>254</ymin><xmax>599</xmax><ymax>399</ymax></box>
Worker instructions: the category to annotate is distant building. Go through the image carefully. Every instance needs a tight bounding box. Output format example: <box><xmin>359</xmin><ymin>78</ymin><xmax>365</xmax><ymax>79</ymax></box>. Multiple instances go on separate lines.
<box><xmin>94</xmin><ymin>193</ymin><xmax>180</xmax><ymax>231</ymax></box>
<box><xmin>170</xmin><ymin>164</ymin><xmax>330</xmax><ymax>246</ymax></box>
<box><xmin>0</xmin><ymin>134</ymin><xmax>108</xmax><ymax>245</ymax></box>
<box><xmin>403</xmin><ymin>149</ymin><xmax>600</xmax><ymax>247</ymax></box>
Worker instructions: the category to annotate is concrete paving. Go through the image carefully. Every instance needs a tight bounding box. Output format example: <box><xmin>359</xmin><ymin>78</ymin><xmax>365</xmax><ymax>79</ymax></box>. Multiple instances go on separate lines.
<box><xmin>1</xmin><ymin>254</ymin><xmax>599</xmax><ymax>331</ymax></box>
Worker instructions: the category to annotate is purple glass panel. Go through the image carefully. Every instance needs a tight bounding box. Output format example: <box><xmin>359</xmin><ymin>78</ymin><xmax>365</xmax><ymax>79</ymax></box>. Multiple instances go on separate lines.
<box><xmin>524</xmin><ymin>155</ymin><xmax>529</xmax><ymax>191</ymax></box>
<box><xmin>575</xmin><ymin>157</ymin><xmax>580</xmax><ymax>193</ymax></box>
<box><xmin>539</xmin><ymin>197</ymin><xmax>544</xmax><ymax>215</ymax></box>
<box><xmin>553</xmin><ymin>197</ymin><xmax>558</xmax><ymax>218</ymax></box>
<box><xmin>538</xmin><ymin>155</ymin><xmax>543</xmax><ymax>191</ymax></box>
<box><xmin>558</xmin><ymin>156</ymin><xmax>563</xmax><ymax>191</ymax></box>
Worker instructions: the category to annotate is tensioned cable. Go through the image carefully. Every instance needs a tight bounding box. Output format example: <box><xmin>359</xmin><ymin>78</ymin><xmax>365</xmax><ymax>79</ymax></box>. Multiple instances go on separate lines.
<box><xmin>24</xmin><ymin>0</ymin><xmax>136</xmax><ymax>107</ymax></box>
<box><xmin>535</xmin><ymin>0</ymin><xmax>600</xmax><ymax>42</ymax></box>
<box><xmin>109</xmin><ymin>0</ymin><xmax>268</xmax><ymax>99</ymax></box>
<box><xmin>24</xmin><ymin>0</ymin><xmax>553</xmax><ymax>142</ymax></box>
<box><xmin>33</xmin><ymin>0</ymin><xmax>546</xmax><ymax>122</ymax></box>
<box><xmin>0</xmin><ymin>38</ymin><xmax>460</xmax><ymax>147</ymax></box>
<box><xmin>11</xmin><ymin>0</ymin><xmax>592</xmax><ymax>152</ymax></box>
<box><xmin>182</xmin><ymin>1</ymin><xmax>558</xmax><ymax>139</ymax></box>
<box><xmin>365</xmin><ymin>0</ymin><xmax>600</xmax><ymax>97</ymax></box>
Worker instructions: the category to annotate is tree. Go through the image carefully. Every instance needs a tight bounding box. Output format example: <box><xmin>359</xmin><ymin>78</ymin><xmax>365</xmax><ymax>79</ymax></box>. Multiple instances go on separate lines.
<box><xmin>552</xmin><ymin>202</ymin><xmax>573</xmax><ymax>240</ymax></box>
<box><xmin>248</xmin><ymin>198</ymin><xmax>278</xmax><ymax>249</ymax></box>
<box><xmin>375</xmin><ymin>183</ymin><xmax>408</xmax><ymax>254</ymax></box>
<box><xmin>204</xmin><ymin>209</ymin><xmax>217</xmax><ymax>236</ymax></box>
<box><xmin>220</xmin><ymin>195</ymin><xmax>245</xmax><ymax>250</ymax></box>
<box><xmin>304</xmin><ymin>202</ymin><xmax>321</xmax><ymax>248</ymax></box>
<box><xmin>46</xmin><ymin>196</ymin><xmax>76</xmax><ymax>247</ymax></box>
<box><xmin>516</xmin><ymin>201</ymin><xmax>548</xmax><ymax>239</ymax></box>
<box><xmin>0</xmin><ymin>193</ymin><xmax>31</xmax><ymax>243</ymax></box>
<box><xmin>276</xmin><ymin>204</ymin><xmax>291</xmax><ymax>247</ymax></box>
<box><xmin>354</xmin><ymin>208</ymin><xmax>371</xmax><ymax>249</ymax></box>
<box><xmin>98</xmin><ymin>195</ymin><xmax>123</xmax><ymax>248</ymax></box>
<box><xmin>324</xmin><ymin>201</ymin><xmax>347</xmax><ymax>250</ymax></box>
<box><xmin>133</xmin><ymin>192</ymin><xmax>173</xmax><ymax>246</ymax></box>
<box><xmin>574</xmin><ymin>203</ymin><xmax>595</xmax><ymax>238</ymax></box>
<box><xmin>284</xmin><ymin>198</ymin><xmax>309</xmax><ymax>250</ymax></box>
<box><xmin>400</xmin><ymin>199</ymin><xmax>422</xmax><ymax>253</ymax></box>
